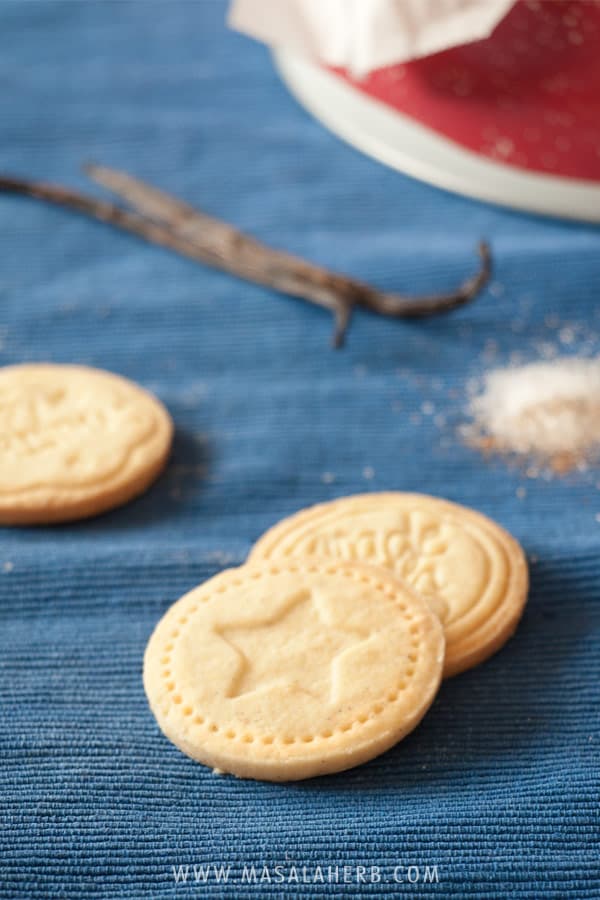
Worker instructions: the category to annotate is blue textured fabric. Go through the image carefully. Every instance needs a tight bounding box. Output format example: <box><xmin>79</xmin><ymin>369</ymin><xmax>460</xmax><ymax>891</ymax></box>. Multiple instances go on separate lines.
<box><xmin>1</xmin><ymin>2</ymin><xmax>599</xmax><ymax>897</ymax></box>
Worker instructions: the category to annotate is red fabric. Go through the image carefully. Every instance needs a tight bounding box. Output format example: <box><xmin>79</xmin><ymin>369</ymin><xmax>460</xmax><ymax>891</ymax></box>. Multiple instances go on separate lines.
<box><xmin>336</xmin><ymin>0</ymin><xmax>600</xmax><ymax>181</ymax></box>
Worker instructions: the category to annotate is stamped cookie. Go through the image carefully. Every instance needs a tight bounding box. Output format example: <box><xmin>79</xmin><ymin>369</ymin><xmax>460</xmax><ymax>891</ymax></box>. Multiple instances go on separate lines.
<box><xmin>144</xmin><ymin>561</ymin><xmax>444</xmax><ymax>781</ymax></box>
<box><xmin>250</xmin><ymin>494</ymin><xmax>528</xmax><ymax>677</ymax></box>
<box><xmin>0</xmin><ymin>364</ymin><xmax>173</xmax><ymax>524</ymax></box>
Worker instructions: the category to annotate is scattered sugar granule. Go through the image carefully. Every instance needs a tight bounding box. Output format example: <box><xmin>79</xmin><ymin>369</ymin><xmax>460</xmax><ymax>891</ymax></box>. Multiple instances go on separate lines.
<box><xmin>362</xmin><ymin>466</ymin><xmax>375</xmax><ymax>481</ymax></box>
<box><xmin>320</xmin><ymin>471</ymin><xmax>336</xmax><ymax>485</ymax></box>
<box><xmin>559</xmin><ymin>326</ymin><xmax>576</xmax><ymax>346</ymax></box>
<box><xmin>464</xmin><ymin>357</ymin><xmax>600</xmax><ymax>473</ymax></box>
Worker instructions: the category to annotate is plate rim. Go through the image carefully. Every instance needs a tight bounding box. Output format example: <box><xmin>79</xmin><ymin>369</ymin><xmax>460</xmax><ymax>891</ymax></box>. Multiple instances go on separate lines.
<box><xmin>275</xmin><ymin>49</ymin><xmax>600</xmax><ymax>224</ymax></box>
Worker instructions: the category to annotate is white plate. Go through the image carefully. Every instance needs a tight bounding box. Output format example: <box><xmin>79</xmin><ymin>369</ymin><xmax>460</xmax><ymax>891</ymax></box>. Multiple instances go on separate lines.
<box><xmin>275</xmin><ymin>50</ymin><xmax>600</xmax><ymax>223</ymax></box>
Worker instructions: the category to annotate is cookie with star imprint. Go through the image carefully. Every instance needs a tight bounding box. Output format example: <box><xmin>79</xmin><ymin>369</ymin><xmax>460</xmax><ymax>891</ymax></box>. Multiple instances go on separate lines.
<box><xmin>0</xmin><ymin>363</ymin><xmax>173</xmax><ymax>524</ymax></box>
<box><xmin>250</xmin><ymin>493</ymin><xmax>529</xmax><ymax>678</ymax></box>
<box><xmin>143</xmin><ymin>560</ymin><xmax>444</xmax><ymax>781</ymax></box>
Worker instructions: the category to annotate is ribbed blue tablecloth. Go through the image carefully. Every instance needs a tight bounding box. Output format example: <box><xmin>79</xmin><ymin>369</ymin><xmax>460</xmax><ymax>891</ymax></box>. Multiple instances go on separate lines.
<box><xmin>1</xmin><ymin>2</ymin><xmax>598</xmax><ymax>897</ymax></box>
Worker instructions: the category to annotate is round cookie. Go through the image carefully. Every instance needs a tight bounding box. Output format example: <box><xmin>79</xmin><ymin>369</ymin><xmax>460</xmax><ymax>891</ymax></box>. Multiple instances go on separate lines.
<box><xmin>250</xmin><ymin>493</ymin><xmax>528</xmax><ymax>678</ymax></box>
<box><xmin>144</xmin><ymin>561</ymin><xmax>444</xmax><ymax>781</ymax></box>
<box><xmin>0</xmin><ymin>363</ymin><xmax>173</xmax><ymax>524</ymax></box>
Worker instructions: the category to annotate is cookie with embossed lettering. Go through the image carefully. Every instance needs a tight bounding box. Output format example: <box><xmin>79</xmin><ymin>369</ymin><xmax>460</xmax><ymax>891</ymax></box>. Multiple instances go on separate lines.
<box><xmin>144</xmin><ymin>561</ymin><xmax>444</xmax><ymax>781</ymax></box>
<box><xmin>0</xmin><ymin>363</ymin><xmax>173</xmax><ymax>524</ymax></box>
<box><xmin>250</xmin><ymin>494</ymin><xmax>528</xmax><ymax>678</ymax></box>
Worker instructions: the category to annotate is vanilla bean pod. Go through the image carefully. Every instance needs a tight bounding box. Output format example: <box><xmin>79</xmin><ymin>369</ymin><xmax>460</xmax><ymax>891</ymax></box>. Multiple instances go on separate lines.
<box><xmin>0</xmin><ymin>171</ymin><xmax>491</xmax><ymax>346</ymax></box>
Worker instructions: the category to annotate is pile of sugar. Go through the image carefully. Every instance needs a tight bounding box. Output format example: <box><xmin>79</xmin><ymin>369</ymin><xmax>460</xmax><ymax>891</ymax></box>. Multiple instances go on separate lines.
<box><xmin>464</xmin><ymin>357</ymin><xmax>600</xmax><ymax>472</ymax></box>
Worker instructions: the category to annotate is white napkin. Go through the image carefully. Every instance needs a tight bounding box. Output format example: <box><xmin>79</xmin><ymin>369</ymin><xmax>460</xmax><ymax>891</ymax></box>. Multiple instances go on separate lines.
<box><xmin>229</xmin><ymin>0</ymin><xmax>516</xmax><ymax>75</ymax></box>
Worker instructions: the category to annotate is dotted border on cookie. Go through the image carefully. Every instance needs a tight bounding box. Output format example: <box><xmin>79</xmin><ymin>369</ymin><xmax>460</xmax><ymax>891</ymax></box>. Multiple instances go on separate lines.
<box><xmin>157</xmin><ymin>562</ymin><xmax>426</xmax><ymax>746</ymax></box>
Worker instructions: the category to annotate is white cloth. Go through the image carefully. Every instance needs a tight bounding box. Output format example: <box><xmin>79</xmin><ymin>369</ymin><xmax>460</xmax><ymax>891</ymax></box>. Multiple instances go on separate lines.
<box><xmin>229</xmin><ymin>0</ymin><xmax>516</xmax><ymax>75</ymax></box>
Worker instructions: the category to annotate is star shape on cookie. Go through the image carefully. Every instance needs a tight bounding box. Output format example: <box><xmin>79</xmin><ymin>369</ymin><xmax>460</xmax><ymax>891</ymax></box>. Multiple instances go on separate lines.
<box><xmin>216</xmin><ymin>588</ymin><xmax>370</xmax><ymax>702</ymax></box>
